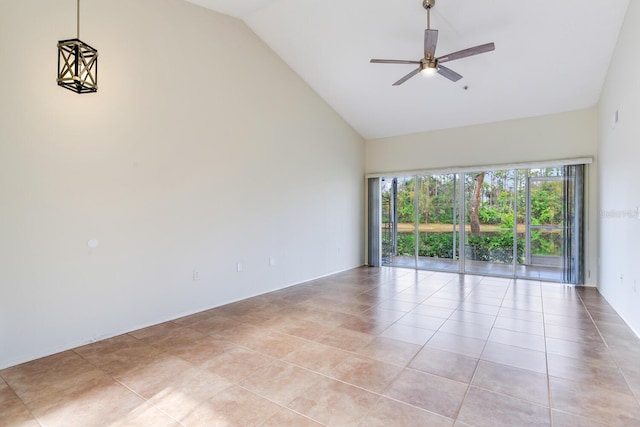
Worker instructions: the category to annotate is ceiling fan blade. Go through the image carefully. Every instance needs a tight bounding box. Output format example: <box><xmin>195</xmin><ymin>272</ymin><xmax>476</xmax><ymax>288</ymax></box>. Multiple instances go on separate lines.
<box><xmin>393</xmin><ymin>67</ymin><xmax>422</xmax><ymax>86</ymax></box>
<box><xmin>437</xmin><ymin>42</ymin><xmax>495</xmax><ymax>63</ymax></box>
<box><xmin>437</xmin><ymin>65</ymin><xmax>463</xmax><ymax>82</ymax></box>
<box><xmin>370</xmin><ymin>59</ymin><xmax>421</xmax><ymax>65</ymax></box>
<box><xmin>424</xmin><ymin>29</ymin><xmax>438</xmax><ymax>59</ymax></box>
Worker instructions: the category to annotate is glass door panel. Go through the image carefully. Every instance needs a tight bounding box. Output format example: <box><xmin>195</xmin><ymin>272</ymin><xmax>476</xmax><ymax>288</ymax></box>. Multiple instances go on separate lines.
<box><xmin>526</xmin><ymin>168</ymin><xmax>565</xmax><ymax>281</ymax></box>
<box><xmin>381</xmin><ymin>178</ymin><xmax>395</xmax><ymax>266</ymax></box>
<box><xmin>514</xmin><ymin>170</ymin><xmax>528</xmax><ymax>278</ymax></box>
<box><xmin>382</xmin><ymin>176</ymin><xmax>416</xmax><ymax>268</ymax></box>
<box><xmin>464</xmin><ymin>170</ymin><xmax>516</xmax><ymax>276</ymax></box>
<box><xmin>417</xmin><ymin>174</ymin><xmax>459</xmax><ymax>272</ymax></box>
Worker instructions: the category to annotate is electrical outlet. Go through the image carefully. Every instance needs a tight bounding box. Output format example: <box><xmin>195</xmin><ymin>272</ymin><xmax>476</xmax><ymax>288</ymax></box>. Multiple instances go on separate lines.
<box><xmin>237</xmin><ymin>262</ymin><xmax>242</xmax><ymax>272</ymax></box>
<box><xmin>269</xmin><ymin>256</ymin><xmax>275</xmax><ymax>267</ymax></box>
<box><xmin>193</xmin><ymin>270</ymin><xmax>200</xmax><ymax>281</ymax></box>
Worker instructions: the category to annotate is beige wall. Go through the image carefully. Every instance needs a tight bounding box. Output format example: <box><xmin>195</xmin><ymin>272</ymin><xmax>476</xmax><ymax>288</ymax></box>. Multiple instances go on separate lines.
<box><xmin>366</xmin><ymin>109</ymin><xmax>598</xmax><ymax>173</ymax></box>
<box><xmin>598</xmin><ymin>1</ymin><xmax>640</xmax><ymax>336</ymax></box>
<box><xmin>365</xmin><ymin>109</ymin><xmax>599</xmax><ymax>286</ymax></box>
<box><xmin>0</xmin><ymin>0</ymin><xmax>364</xmax><ymax>368</ymax></box>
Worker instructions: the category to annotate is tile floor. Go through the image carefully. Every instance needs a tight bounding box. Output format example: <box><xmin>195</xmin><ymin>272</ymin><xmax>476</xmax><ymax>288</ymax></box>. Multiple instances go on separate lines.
<box><xmin>387</xmin><ymin>255</ymin><xmax>564</xmax><ymax>282</ymax></box>
<box><xmin>3</xmin><ymin>267</ymin><xmax>640</xmax><ymax>426</ymax></box>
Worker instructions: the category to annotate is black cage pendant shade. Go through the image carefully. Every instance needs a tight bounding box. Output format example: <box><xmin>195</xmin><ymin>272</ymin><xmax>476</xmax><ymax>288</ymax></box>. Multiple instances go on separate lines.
<box><xmin>57</xmin><ymin>0</ymin><xmax>98</xmax><ymax>93</ymax></box>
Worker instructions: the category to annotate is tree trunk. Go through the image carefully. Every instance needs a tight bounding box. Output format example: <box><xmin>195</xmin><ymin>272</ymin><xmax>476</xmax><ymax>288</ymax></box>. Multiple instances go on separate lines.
<box><xmin>470</xmin><ymin>172</ymin><xmax>485</xmax><ymax>235</ymax></box>
<box><xmin>489</xmin><ymin>173</ymin><xmax>493</xmax><ymax>207</ymax></box>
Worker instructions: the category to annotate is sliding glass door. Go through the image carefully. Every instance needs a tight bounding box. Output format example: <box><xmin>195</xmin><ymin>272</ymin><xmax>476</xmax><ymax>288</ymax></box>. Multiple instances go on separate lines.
<box><xmin>417</xmin><ymin>174</ymin><xmax>459</xmax><ymax>272</ymax></box>
<box><xmin>463</xmin><ymin>170</ymin><xmax>517</xmax><ymax>276</ymax></box>
<box><xmin>381</xmin><ymin>177</ymin><xmax>416</xmax><ymax>268</ymax></box>
<box><xmin>523</xmin><ymin>169</ymin><xmax>565</xmax><ymax>281</ymax></box>
<box><xmin>372</xmin><ymin>163</ymin><xmax>585</xmax><ymax>283</ymax></box>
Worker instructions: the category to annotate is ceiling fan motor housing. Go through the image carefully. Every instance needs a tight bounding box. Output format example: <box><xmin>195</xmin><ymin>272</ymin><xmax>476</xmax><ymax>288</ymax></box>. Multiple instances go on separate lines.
<box><xmin>420</xmin><ymin>58</ymin><xmax>437</xmax><ymax>70</ymax></box>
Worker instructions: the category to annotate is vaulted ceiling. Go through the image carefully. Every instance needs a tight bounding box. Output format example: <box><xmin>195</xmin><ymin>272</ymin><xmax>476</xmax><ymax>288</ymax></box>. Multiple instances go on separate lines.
<box><xmin>185</xmin><ymin>0</ymin><xmax>629</xmax><ymax>139</ymax></box>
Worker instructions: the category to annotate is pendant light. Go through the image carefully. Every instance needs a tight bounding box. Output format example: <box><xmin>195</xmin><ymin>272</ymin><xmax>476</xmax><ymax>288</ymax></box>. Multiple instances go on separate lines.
<box><xmin>57</xmin><ymin>0</ymin><xmax>98</xmax><ymax>93</ymax></box>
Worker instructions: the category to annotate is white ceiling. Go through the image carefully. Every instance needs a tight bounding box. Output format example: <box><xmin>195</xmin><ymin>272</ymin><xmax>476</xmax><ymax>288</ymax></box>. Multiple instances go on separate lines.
<box><xmin>185</xmin><ymin>0</ymin><xmax>629</xmax><ymax>140</ymax></box>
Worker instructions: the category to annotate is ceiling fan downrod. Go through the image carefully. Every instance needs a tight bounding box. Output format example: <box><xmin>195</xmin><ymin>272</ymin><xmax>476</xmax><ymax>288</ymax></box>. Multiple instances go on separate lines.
<box><xmin>423</xmin><ymin>0</ymin><xmax>435</xmax><ymax>29</ymax></box>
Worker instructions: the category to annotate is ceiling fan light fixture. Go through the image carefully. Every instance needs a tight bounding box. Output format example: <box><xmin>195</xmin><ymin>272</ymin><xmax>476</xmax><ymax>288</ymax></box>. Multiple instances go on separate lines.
<box><xmin>421</xmin><ymin>65</ymin><xmax>437</xmax><ymax>77</ymax></box>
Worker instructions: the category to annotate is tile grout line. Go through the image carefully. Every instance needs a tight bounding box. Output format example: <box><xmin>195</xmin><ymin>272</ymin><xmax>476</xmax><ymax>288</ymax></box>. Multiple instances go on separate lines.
<box><xmin>453</xmin><ymin>275</ymin><xmax>513</xmax><ymax>424</ymax></box>
<box><xmin>70</xmin><ymin>345</ymin><xmax>191</xmax><ymax>427</ymax></box>
<box><xmin>576</xmin><ymin>288</ymin><xmax>640</xmax><ymax>411</ymax></box>
<box><xmin>0</xmin><ymin>377</ymin><xmax>44</xmax><ymax>427</ymax></box>
<box><xmin>540</xmin><ymin>281</ymin><xmax>555</xmax><ymax>427</ymax></box>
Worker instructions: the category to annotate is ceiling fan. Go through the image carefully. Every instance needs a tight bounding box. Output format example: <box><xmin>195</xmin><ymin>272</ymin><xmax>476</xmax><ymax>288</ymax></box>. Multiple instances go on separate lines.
<box><xmin>370</xmin><ymin>0</ymin><xmax>495</xmax><ymax>86</ymax></box>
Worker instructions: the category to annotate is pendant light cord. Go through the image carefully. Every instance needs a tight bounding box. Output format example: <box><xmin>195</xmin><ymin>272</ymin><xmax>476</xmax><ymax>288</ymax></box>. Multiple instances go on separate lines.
<box><xmin>77</xmin><ymin>0</ymin><xmax>80</xmax><ymax>39</ymax></box>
